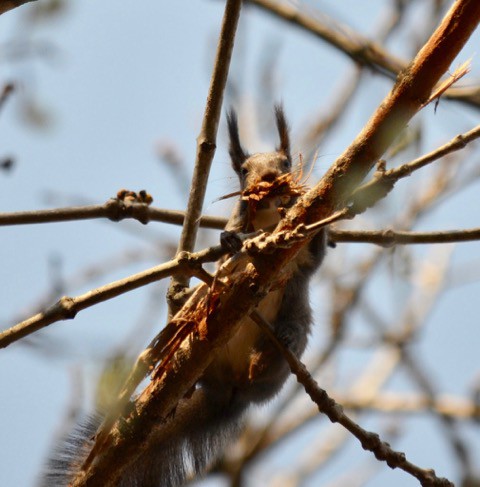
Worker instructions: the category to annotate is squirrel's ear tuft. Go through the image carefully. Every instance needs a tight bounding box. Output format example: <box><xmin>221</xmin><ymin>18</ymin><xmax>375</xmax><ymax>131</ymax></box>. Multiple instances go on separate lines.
<box><xmin>274</xmin><ymin>105</ymin><xmax>291</xmax><ymax>162</ymax></box>
<box><xmin>227</xmin><ymin>109</ymin><xmax>248</xmax><ymax>174</ymax></box>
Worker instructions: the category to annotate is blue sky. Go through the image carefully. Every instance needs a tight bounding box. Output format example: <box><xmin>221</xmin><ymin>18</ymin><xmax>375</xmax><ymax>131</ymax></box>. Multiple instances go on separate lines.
<box><xmin>1</xmin><ymin>1</ymin><xmax>479</xmax><ymax>486</ymax></box>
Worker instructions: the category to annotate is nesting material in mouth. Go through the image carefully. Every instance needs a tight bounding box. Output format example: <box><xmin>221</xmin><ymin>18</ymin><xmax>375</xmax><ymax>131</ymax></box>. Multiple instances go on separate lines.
<box><xmin>242</xmin><ymin>173</ymin><xmax>307</xmax><ymax>231</ymax></box>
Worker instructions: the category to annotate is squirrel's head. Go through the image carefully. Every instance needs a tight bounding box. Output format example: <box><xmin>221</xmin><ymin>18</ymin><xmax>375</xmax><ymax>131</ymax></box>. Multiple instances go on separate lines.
<box><xmin>227</xmin><ymin>106</ymin><xmax>292</xmax><ymax>190</ymax></box>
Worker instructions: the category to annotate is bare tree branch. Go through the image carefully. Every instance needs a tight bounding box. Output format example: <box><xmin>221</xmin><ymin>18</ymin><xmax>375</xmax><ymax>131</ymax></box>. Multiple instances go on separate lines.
<box><xmin>0</xmin><ymin>82</ymin><xmax>15</xmax><ymax>111</ymax></box>
<box><xmin>350</xmin><ymin>124</ymin><xmax>480</xmax><ymax>210</ymax></box>
<box><xmin>3</xmin><ymin>124</ymin><xmax>478</xmax><ymax>249</ymax></box>
<box><xmin>168</xmin><ymin>0</ymin><xmax>243</xmax><ymax>312</ymax></box>
<box><xmin>248</xmin><ymin>0</ymin><xmax>480</xmax><ymax>110</ymax></box>
<box><xmin>248</xmin><ymin>0</ymin><xmax>406</xmax><ymax>75</ymax></box>
<box><xmin>295</xmin><ymin>0</ymin><xmax>480</xmax><ymax>228</ymax></box>
<box><xmin>331</xmin><ymin>227</ymin><xmax>480</xmax><ymax>246</ymax></box>
<box><xmin>0</xmin><ymin>0</ymin><xmax>36</xmax><ymax>16</ymax></box>
<box><xmin>299</xmin><ymin>66</ymin><xmax>363</xmax><ymax>160</ymax></box>
<box><xmin>251</xmin><ymin>311</ymin><xmax>452</xmax><ymax>487</ymax></box>
<box><xmin>5</xmin><ymin>204</ymin><xmax>480</xmax><ymax>247</ymax></box>
<box><xmin>5</xmin><ymin>213</ymin><xmax>480</xmax><ymax>350</ymax></box>
<box><xmin>334</xmin><ymin>392</ymin><xmax>480</xmax><ymax>420</ymax></box>
<box><xmin>0</xmin><ymin>244</ymin><xmax>227</xmax><ymax>349</ymax></box>
<box><xmin>0</xmin><ymin>199</ymin><xmax>226</xmax><ymax>229</ymax></box>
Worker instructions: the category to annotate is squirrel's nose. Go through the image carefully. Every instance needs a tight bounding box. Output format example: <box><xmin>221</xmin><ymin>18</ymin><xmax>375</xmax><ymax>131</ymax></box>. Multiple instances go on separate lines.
<box><xmin>261</xmin><ymin>172</ymin><xmax>278</xmax><ymax>183</ymax></box>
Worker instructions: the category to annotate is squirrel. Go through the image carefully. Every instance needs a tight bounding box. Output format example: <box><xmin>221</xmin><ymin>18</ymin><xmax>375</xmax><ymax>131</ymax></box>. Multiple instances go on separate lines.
<box><xmin>40</xmin><ymin>106</ymin><xmax>326</xmax><ymax>487</ymax></box>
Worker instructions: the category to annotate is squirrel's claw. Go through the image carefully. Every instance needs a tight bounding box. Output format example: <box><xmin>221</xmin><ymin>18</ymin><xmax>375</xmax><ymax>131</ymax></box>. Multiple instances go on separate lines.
<box><xmin>220</xmin><ymin>230</ymin><xmax>243</xmax><ymax>254</ymax></box>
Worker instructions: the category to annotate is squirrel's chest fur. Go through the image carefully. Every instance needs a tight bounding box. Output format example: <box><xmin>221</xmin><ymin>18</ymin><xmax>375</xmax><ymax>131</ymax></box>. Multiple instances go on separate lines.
<box><xmin>214</xmin><ymin>198</ymin><xmax>290</xmax><ymax>383</ymax></box>
<box><xmin>221</xmin><ymin>286</ymin><xmax>285</xmax><ymax>380</ymax></box>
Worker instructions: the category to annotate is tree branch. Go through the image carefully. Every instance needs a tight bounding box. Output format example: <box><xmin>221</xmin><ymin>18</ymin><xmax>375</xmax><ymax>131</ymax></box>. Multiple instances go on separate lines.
<box><xmin>0</xmin><ymin>82</ymin><xmax>15</xmax><ymax>111</ymax></box>
<box><xmin>168</xmin><ymin>0</ymin><xmax>242</xmax><ymax>312</ymax></box>
<box><xmin>331</xmin><ymin>227</ymin><xmax>480</xmax><ymax>246</ymax></box>
<box><xmin>0</xmin><ymin>199</ymin><xmax>226</xmax><ymax>229</ymax></box>
<box><xmin>248</xmin><ymin>0</ymin><xmax>480</xmax><ymax>110</ymax></box>
<box><xmin>334</xmin><ymin>392</ymin><xmax>480</xmax><ymax>420</ymax></box>
<box><xmin>250</xmin><ymin>312</ymin><xmax>452</xmax><ymax>487</ymax></box>
<box><xmin>5</xmin><ymin>214</ymin><xmax>480</xmax><ymax>350</ymax></box>
<box><xmin>2</xmin><ymin>123</ymin><xmax>478</xmax><ymax>238</ymax></box>
<box><xmin>349</xmin><ymin>124</ymin><xmax>480</xmax><ymax>212</ymax></box>
<box><xmin>293</xmin><ymin>0</ymin><xmax>480</xmax><ymax>229</ymax></box>
<box><xmin>0</xmin><ymin>0</ymin><xmax>36</xmax><ymax>15</ymax></box>
<box><xmin>249</xmin><ymin>0</ymin><xmax>405</xmax><ymax>75</ymax></box>
<box><xmin>0</xmin><ymin>244</ymin><xmax>227</xmax><ymax>349</ymax></box>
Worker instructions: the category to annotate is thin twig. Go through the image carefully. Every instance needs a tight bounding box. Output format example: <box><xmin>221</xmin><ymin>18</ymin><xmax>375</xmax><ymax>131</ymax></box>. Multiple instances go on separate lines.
<box><xmin>225</xmin><ymin>345</ymin><xmax>402</xmax><ymax>482</ymax></box>
<box><xmin>250</xmin><ymin>311</ymin><xmax>453</xmax><ymax>487</ymax></box>
<box><xmin>391</xmin><ymin>125</ymin><xmax>480</xmax><ymax>176</ymax></box>
<box><xmin>168</xmin><ymin>0</ymin><xmax>243</xmax><ymax>314</ymax></box>
<box><xmin>294</xmin><ymin>0</ymin><xmax>480</xmax><ymax>228</ymax></box>
<box><xmin>299</xmin><ymin>66</ymin><xmax>363</xmax><ymax>161</ymax></box>
<box><xmin>0</xmin><ymin>0</ymin><xmax>36</xmax><ymax>15</ymax></box>
<box><xmin>0</xmin><ymin>244</ymin><xmax>227</xmax><ymax>349</ymax></box>
<box><xmin>350</xmin><ymin>124</ymin><xmax>480</xmax><ymax>209</ymax></box>
<box><xmin>5</xmin><ymin>203</ymin><xmax>480</xmax><ymax>247</ymax></box>
<box><xmin>360</xmin><ymin>248</ymin><xmax>476</xmax><ymax>478</ymax></box>
<box><xmin>331</xmin><ymin>227</ymin><xmax>480</xmax><ymax>246</ymax></box>
<box><xmin>3</xmin><ymin>123</ymin><xmax>478</xmax><ymax>236</ymax></box>
<box><xmin>248</xmin><ymin>0</ymin><xmax>406</xmax><ymax>75</ymax></box>
<box><xmin>0</xmin><ymin>199</ymin><xmax>226</xmax><ymax>229</ymax></box>
<box><xmin>333</xmin><ymin>392</ymin><xmax>480</xmax><ymax>421</ymax></box>
<box><xmin>305</xmin><ymin>124</ymin><xmax>480</xmax><ymax>226</ymax></box>
<box><xmin>374</xmin><ymin>0</ymin><xmax>408</xmax><ymax>43</ymax></box>
<box><xmin>248</xmin><ymin>0</ymin><xmax>480</xmax><ymax>110</ymax></box>
<box><xmin>0</xmin><ymin>82</ymin><xmax>15</xmax><ymax>111</ymax></box>
<box><xmin>401</xmin><ymin>351</ymin><xmax>476</xmax><ymax>475</ymax></box>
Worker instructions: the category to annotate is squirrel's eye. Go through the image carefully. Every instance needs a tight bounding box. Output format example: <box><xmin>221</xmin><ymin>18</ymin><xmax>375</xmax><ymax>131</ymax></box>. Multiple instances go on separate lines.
<box><xmin>282</xmin><ymin>159</ymin><xmax>291</xmax><ymax>171</ymax></box>
<box><xmin>241</xmin><ymin>167</ymin><xmax>248</xmax><ymax>176</ymax></box>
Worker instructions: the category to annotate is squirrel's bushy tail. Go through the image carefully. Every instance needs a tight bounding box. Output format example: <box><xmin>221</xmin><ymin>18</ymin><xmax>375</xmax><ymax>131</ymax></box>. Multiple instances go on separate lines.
<box><xmin>40</xmin><ymin>384</ymin><xmax>247</xmax><ymax>487</ymax></box>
